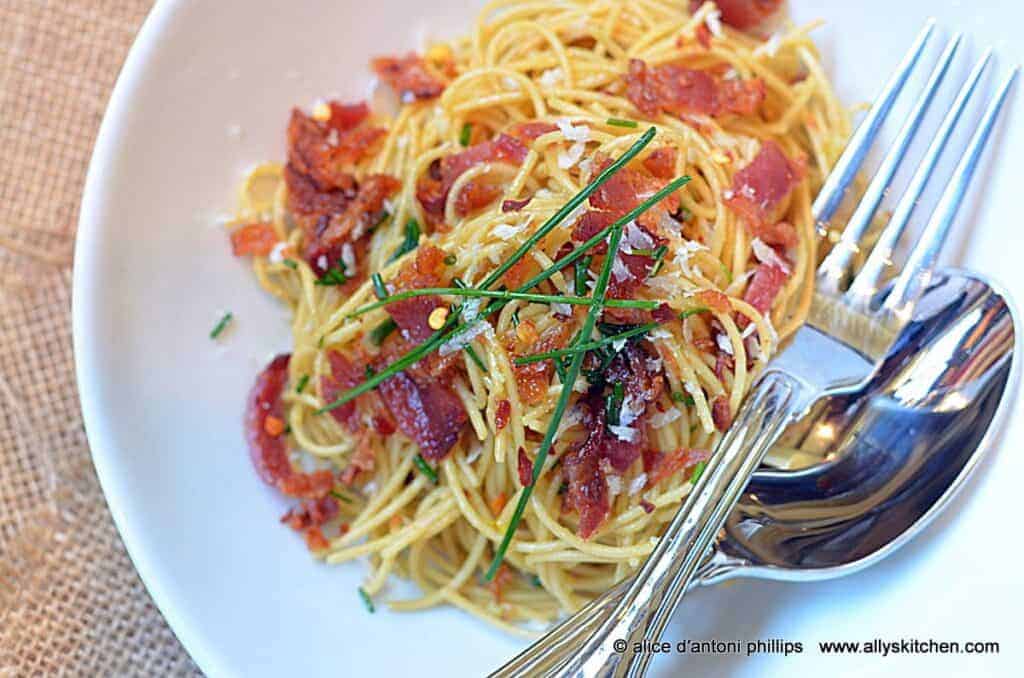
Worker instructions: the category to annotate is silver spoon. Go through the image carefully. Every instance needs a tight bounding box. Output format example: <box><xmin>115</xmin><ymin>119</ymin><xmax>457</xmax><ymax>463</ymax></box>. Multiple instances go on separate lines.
<box><xmin>492</xmin><ymin>266</ymin><xmax>1017</xmax><ymax>676</ymax></box>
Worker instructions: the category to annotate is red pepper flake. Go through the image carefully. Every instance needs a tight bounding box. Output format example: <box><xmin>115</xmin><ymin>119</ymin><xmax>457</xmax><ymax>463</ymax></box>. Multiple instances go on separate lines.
<box><xmin>517</xmin><ymin>447</ymin><xmax>533</xmax><ymax>487</ymax></box>
<box><xmin>230</xmin><ymin>223</ymin><xmax>278</xmax><ymax>256</ymax></box>
<box><xmin>263</xmin><ymin>415</ymin><xmax>285</xmax><ymax>437</ymax></box>
<box><xmin>640</xmin><ymin>499</ymin><xmax>656</xmax><ymax>514</ymax></box>
<box><xmin>495</xmin><ymin>399</ymin><xmax>512</xmax><ymax>431</ymax></box>
<box><xmin>501</xmin><ymin>196</ymin><xmax>532</xmax><ymax>212</ymax></box>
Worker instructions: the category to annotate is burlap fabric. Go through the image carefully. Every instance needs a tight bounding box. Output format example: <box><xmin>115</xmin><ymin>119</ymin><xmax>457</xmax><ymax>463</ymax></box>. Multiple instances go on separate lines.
<box><xmin>0</xmin><ymin>1</ymin><xmax>200</xmax><ymax>674</ymax></box>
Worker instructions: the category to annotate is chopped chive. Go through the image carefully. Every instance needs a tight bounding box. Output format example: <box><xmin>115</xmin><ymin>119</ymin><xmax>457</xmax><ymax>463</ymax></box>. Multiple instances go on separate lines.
<box><xmin>330</xmin><ymin>489</ymin><xmax>353</xmax><ymax>503</ymax></box>
<box><xmin>679</xmin><ymin>306</ymin><xmax>709</xmax><ymax>320</ymax></box>
<box><xmin>648</xmin><ymin>244</ymin><xmax>669</xmax><ymax>278</ymax></box>
<box><xmin>282</xmin><ymin>259</ymin><xmax>298</xmax><ymax>269</ymax></box>
<box><xmin>444</xmin><ymin>253</ymin><xmax>457</xmax><ymax>265</ymax></box>
<box><xmin>358</xmin><ymin>587</ymin><xmax>376</xmax><ymax>613</ymax></box>
<box><xmin>295</xmin><ymin>374</ymin><xmax>310</xmax><ymax>393</ymax></box>
<box><xmin>388</xmin><ymin>219</ymin><xmax>421</xmax><ymax>263</ymax></box>
<box><xmin>557</xmin><ymin>482</ymin><xmax>568</xmax><ymax>495</ymax></box>
<box><xmin>369</xmin><ymin>318</ymin><xmax>397</xmax><ymax>346</ymax></box>
<box><xmin>720</xmin><ymin>262</ymin><xmax>733</xmax><ymax>284</ymax></box>
<box><xmin>348</xmin><ymin>287</ymin><xmax>657</xmax><ymax>318</ymax></box>
<box><xmin>607</xmin><ymin>117</ymin><xmax>639</xmax><ymax>128</ymax></box>
<box><xmin>317</xmin><ymin>130</ymin><xmax>677</xmax><ymax>416</ymax></box>
<box><xmin>680</xmin><ymin>206</ymin><xmax>692</xmax><ymax>222</ymax></box>
<box><xmin>315</xmin><ymin>260</ymin><xmax>349</xmax><ymax>286</ymax></box>
<box><xmin>364</xmin><ymin>365</ymin><xmax>376</xmax><ymax>379</ymax></box>
<box><xmin>371</xmin><ymin>273</ymin><xmax>388</xmax><ymax>299</ymax></box>
<box><xmin>209</xmin><ymin>312</ymin><xmax>233</xmax><ymax>339</ymax></box>
<box><xmin>671</xmin><ymin>391</ymin><xmax>696</xmax><ymax>406</ymax></box>
<box><xmin>511</xmin><ymin>308</ymin><xmax>521</xmax><ymax>328</ymax></box>
<box><xmin>531</xmin><ymin>574</ymin><xmax>543</xmax><ymax>587</ymax></box>
<box><xmin>413</xmin><ymin>454</ymin><xmax>439</xmax><ymax>483</ymax></box>
<box><xmin>318</xmin><ymin>335</ymin><xmax>325</xmax><ymax>349</ymax></box>
<box><xmin>464</xmin><ymin>344</ymin><xmax>488</xmax><ymax>372</ymax></box>
<box><xmin>605</xmin><ymin>382</ymin><xmax>625</xmax><ymax>426</ymax></box>
<box><xmin>282</xmin><ymin>424</ymin><xmax>292</xmax><ymax>434</ymax></box>
<box><xmin>690</xmin><ymin>460</ymin><xmax>707</xmax><ymax>485</ymax></box>
<box><xmin>459</xmin><ymin>122</ymin><xmax>473</xmax><ymax>146</ymax></box>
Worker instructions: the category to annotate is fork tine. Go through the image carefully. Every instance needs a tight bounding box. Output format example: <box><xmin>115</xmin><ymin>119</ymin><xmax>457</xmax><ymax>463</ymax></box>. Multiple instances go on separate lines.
<box><xmin>843</xmin><ymin>49</ymin><xmax>992</xmax><ymax>308</ymax></box>
<box><xmin>817</xmin><ymin>33</ymin><xmax>964</xmax><ymax>296</ymax></box>
<box><xmin>811</xmin><ymin>20</ymin><xmax>936</xmax><ymax>226</ymax></box>
<box><xmin>883</xmin><ymin>67</ymin><xmax>1019</xmax><ymax>319</ymax></box>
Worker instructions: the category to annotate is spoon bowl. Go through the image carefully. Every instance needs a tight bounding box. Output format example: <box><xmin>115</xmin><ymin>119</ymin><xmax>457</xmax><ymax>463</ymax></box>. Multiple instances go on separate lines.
<box><xmin>700</xmin><ymin>266</ymin><xmax>1016</xmax><ymax>584</ymax></box>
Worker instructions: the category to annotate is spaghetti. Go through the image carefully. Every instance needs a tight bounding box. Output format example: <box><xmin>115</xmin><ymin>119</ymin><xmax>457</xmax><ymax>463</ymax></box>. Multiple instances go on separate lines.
<box><xmin>226</xmin><ymin>0</ymin><xmax>850</xmax><ymax>633</ymax></box>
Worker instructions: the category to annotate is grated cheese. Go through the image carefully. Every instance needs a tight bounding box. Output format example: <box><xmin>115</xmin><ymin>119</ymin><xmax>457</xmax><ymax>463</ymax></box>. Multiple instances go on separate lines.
<box><xmin>705</xmin><ymin>9</ymin><xmax>723</xmax><ymax>37</ymax></box>
<box><xmin>608</xmin><ymin>424</ymin><xmax>639</xmax><ymax>443</ymax></box>
<box><xmin>751</xmin><ymin>237</ymin><xmax>791</xmax><ymax>273</ymax></box>
<box><xmin>650</xmin><ymin>407</ymin><xmax>681</xmax><ymax>429</ymax></box>
<box><xmin>268</xmin><ymin>242</ymin><xmax>288</xmax><ymax>264</ymax></box>
<box><xmin>629</xmin><ymin>473</ymin><xmax>648</xmax><ymax>496</ymax></box>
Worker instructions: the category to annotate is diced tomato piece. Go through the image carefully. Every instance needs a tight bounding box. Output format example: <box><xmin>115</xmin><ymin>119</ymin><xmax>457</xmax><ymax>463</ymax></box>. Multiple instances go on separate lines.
<box><xmin>230</xmin><ymin>223</ymin><xmax>278</xmax><ymax>257</ymax></box>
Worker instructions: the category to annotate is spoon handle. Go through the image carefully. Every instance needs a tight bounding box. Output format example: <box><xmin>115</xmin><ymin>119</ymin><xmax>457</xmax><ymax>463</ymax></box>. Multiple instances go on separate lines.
<box><xmin>492</xmin><ymin>370</ymin><xmax>812</xmax><ymax>678</ymax></box>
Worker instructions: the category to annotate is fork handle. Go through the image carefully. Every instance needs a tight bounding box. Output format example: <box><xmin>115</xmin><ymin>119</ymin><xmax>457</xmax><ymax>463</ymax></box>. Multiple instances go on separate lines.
<box><xmin>493</xmin><ymin>371</ymin><xmax>811</xmax><ymax>678</ymax></box>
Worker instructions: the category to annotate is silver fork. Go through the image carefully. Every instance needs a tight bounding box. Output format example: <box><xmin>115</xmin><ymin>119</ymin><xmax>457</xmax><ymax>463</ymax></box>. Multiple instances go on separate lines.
<box><xmin>493</xmin><ymin>22</ymin><xmax>1018</xmax><ymax>678</ymax></box>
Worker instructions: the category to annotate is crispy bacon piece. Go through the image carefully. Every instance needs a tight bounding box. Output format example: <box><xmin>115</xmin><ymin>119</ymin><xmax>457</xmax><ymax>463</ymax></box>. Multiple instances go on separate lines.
<box><xmin>340</xmin><ymin>434</ymin><xmax>377</xmax><ymax>485</ymax></box>
<box><xmin>372</xmin><ymin>53</ymin><xmax>446</xmax><ymax>101</ymax></box>
<box><xmin>317</xmin><ymin>174</ymin><xmax>399</xmax><ymax>250</ymax></box>
<box><xmin>502</xmin><ymin>196</ymin><xmax>532</xmax><ymax>212</ymax></box>
<box><xmin>743</xmin><ymin>262</ymin><xmax>788</xmax><ymax>314</ymax></box>
<box><xmin>646</xmin><ymin>447</ymin><xmax>711</xmax><ymax>488</ymax></box>
<box><xmin>563</xmin><ymin>344</ymin><xmax>664</xmax><ymax>538</ymax></box>
<box><xmin>321</xmin><ymin>349</ymin><xmax>395</xmax><ymax>434</ymax></box>
<box><xmin>417</xmin><ymin>134</ymin><xmax>530</xmax><ymax>222</ymax></box>
<box><xmin>286</xmin><ymin>106</ymin><xmax>384</xmax><ymax>194</ymax></box>
<box><xmin>509</xmin><ymin>322</ymin><xmax>572</xmax><ymax>405</ymax></box>
<box><xmin>508</xmin><ymin>121</ymin><xmax>558</xmax><ymax>142</ymax></box>
<box><xmin>281</xmin><ymin>496</ymin><xmax>339</xmax><ymax>531</ymax></box>
<box><xmin>231</xmin><ymin>223</ymin><xmax>278</xmax><ymax>256</ymax></box>
<box><xmin>759</xmin><ymin>220</ymin><xmax>798</xmax><ymax>248</ymax></box>
<box><xmin>284</xmin><ymin>163</ymin><xmax>352</xmax><ymax>231</ymax></box>
<box><xmin>377</xmin><ymin>369</ymin><xmax>467</xmax><ymax>460</ymax></box>
<box><xmin>712</xmin><ymin>395</ymin><xmax>733</xmax><ymax>431</ymax></box>
<box><xmin>518</xmin><ymin>447</ymin><xmax>533</xmax><ymax>487</ymax></box>
<box><xmin>496</xmin><ymin>399</ymin><xmax>512</xmax><ymax>431</ymax></box>
<box><xmin>643</xmin><ymin>148</ymin><xmax>677</xmax><ymax>180</ymax></box>
<box><xmin>724</xmin><ymin>140</ymin><xmax>803</xmax><ymax>232</ymax></box>
<box><xmin>386</xmin><ymin>244</ymin><xmax>449</xmax><ymax>343</ymax></box>
<box><xmin>690</xmin><ymin>0</ymin><xmax>783</xmax><ymax>30</ymax></box>
<box><xmin>625</xmin><ymin>59</ymin><xmax>765</xmax><ymax>119</ymax></box>
<box><xmin>696</xmin><ymin>289</ymin><xmax>732</xmax><ymax>314</ymax></box>
<box><xmin>245</xmin><ymin>354</ymin><xmax>293</xmax><ymax>485</ymax></box>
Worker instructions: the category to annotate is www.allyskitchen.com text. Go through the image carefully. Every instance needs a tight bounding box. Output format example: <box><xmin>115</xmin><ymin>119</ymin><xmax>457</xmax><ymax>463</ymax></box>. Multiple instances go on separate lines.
<box><xmin>613</xmin><ymin>637</ymin><xmax>1000</xmax><ymax>657</ymax></box>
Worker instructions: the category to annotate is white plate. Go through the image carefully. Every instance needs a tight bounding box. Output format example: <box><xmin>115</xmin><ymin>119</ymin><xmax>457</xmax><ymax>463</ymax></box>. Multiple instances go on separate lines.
<box><xmin>73</xmin><ymin>1</ymin><xmax>1024</xmax><ymax>676</ymax></box>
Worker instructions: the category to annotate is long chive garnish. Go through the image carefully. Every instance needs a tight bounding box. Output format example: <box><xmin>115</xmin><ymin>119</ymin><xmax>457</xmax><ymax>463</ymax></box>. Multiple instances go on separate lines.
<box><xmin>413</xmin><ymin>454</ymin><xmax>439</xmax><ymax>483</ymax></box>
<box><xmin>574</xmin><ymin>254</ymin><xmax>592</xmax><ymax>295</ymax></box>
<box><xmin>316</xmin><ymin>133</ymin><xmax>682</xmax><ymax>416</ymax></box>
<box><xmin>347</xmin><ymin>287</ymin><xmax>659</xmax><ymax>318</ymax></box>
<box><xmin>484</xmin><ymin>198</ymin><xmax>634</xmax><ymax>580</ymax></box>
<box><xmin>512</xmin><ymin>322</ymin><xmax>659</xmax><ymax>365</ymax></box>
<box><xmin>388</xmin><ymin>219</ymin><xmax>421</xmax><ymax>263</ymax></box>
<box><xmin>209</xmin><ymin>312</ymin><xmax>233</xmax><ymax>339</ymax></box>
<box><xmin>317</xmin><ymin>173</ymin><xmax>689</xmax><ymax>415</ymax></box>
